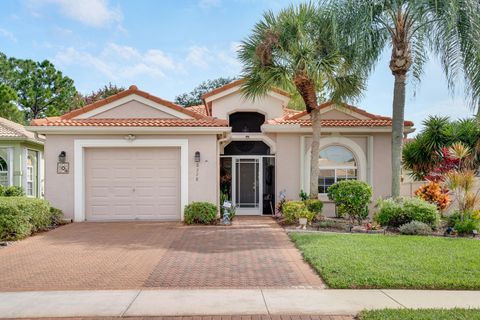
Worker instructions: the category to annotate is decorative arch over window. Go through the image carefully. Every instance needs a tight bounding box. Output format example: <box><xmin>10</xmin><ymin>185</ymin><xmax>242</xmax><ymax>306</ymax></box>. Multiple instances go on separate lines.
<box><xmin>302</xmin><ymin>136</ymin><xmax>368</xmax><ymax>194</ymax></box>
<box><xmin>318</xmin><ymin>145</ymin><xmax>357</xmax><ymax>194</ymax></box>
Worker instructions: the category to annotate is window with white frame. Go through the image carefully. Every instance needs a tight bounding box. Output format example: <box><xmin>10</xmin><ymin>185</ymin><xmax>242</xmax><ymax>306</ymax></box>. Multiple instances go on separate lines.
<box><xmin>318</xmin><ymin>145</ymin><xmax>357</xmax><ymax>194</ymax></box>
<box><xmin>26</xmin><ymin>150</ymin><xmax>38</xmax><ymax>197</ymax></box>
<box><xmin>0</xmin><ymin>155</ymin><xmax>8</xmax><ymax>187</ymax></box>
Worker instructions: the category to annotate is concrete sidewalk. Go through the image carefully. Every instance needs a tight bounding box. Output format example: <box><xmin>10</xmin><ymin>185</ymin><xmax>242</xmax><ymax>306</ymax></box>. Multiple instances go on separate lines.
<box><xmin>1</xmin><ymin>289</ymin><xmax>480</xmax><ymax>318</ymax></box>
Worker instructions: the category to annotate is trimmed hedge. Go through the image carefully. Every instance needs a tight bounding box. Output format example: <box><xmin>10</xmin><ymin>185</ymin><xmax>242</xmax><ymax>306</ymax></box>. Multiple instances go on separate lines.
<box><xmin>327</xmin><ymin>180</ymin><xmax>372</xmax><ymax>224</ymax></box>
<box><xmin>184</xmin><ymin>201</ymin><xmax>217</xmax><ymax>225</ymax></box>
<box><xmin>0</xmin><ymin>197</ymin><xmax>61</xmax><ymax>241</ymax></box>
<box><xmin>375</xmin><ymin>197</ymin><xmax>440</xmax><ymax>228</ymax></box>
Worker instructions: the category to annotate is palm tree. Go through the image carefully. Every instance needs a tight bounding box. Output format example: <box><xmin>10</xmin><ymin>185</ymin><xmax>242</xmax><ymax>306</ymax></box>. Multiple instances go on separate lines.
<box><xmin>331</xmin><ymin>0</ymin><xmax>480</xmax><ymax>198</ymax></box>
<box><xmin>238</xmin><ymin>3</ymin><xmax>368</xmax><ymax>198</ymax></box>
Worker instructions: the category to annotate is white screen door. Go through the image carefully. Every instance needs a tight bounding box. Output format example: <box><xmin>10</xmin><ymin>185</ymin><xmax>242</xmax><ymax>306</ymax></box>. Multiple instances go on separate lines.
<box><xmin>234</xmin><ymin>158</ymin><xmax>262</xmax><ymax>215</ymax></box>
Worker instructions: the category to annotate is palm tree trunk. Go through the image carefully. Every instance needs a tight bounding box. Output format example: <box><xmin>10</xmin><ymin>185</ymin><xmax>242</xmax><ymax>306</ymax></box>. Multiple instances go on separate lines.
<box><xmin>391</xmin><ymin>73</ymin><xmax>406</xmax><ymax>198</ymax></box>
<box><xmin>309</xmin><ymin>107</ymin><xmax>321</xmax><ymax>199</ymax></box>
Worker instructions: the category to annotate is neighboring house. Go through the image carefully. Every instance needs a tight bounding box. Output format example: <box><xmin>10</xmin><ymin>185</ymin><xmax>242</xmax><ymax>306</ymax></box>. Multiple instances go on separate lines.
<box><xmin>28</xmin><ymin>80</ymin><xmax>414</xmax><ymax>221</ymax></box>
<box><xmin>0</xmin><ymin>117</ymin><xmax>44</xmax><ymax>197</ymax></box>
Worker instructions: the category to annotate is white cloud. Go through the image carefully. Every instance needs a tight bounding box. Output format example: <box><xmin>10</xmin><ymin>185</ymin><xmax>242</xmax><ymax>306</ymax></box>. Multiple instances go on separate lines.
<box><xmin>0</xmin><ymin>28</ymin><xmax>17</xmax><ymax>42</ymax></box>
<box><xmin>28</xmin><ymin>0</ymin><xmax>122</xmax><ymax>28</ymax></box>
<box><xmin>186</xmin><ymin>46</ymin><xmax>211</xmax><ymax>68</ymax></box>
<box><xmin>217</xmin><ymin>41</ymin><xmax>242</xmax><ymax>73</ymax></box>
<box><xmin>54</xmin><ymin>43</ymin><xmax>180</xmax><ymax>80</ymax></box>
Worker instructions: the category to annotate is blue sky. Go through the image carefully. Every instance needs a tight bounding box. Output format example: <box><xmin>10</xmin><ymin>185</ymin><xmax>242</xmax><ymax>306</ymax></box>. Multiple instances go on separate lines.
<box><xmin>0</xmin><ymin>0</ymin><xmax>475</xmax><ymax>132</ymax></box>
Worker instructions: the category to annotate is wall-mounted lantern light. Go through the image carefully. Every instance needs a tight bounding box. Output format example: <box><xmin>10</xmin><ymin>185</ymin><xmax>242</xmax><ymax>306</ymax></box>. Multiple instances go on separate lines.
<box><xmin>58</xmin><ymin>151</ymin><xmax>66</xmax><ymax>163</ymax></box>
<box><xmin>194</xmin><ymin>151</ymin><xmax>201</xmax><ymax>163</ymax></box>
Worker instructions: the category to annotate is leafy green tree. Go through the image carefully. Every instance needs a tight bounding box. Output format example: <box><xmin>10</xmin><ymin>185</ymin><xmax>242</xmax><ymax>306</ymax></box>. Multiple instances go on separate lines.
<box><xmin>0</xmin><ymin>84</ymin><xmax>24</xmax><ymax>123</ymax></box>
<box><xmin>403</xmin><ymin>116</ymin><xmax>480</xmax><ymax>180</ymax></box>
<box><xmin>174</xmin><ymin>77</ymin><xmax>236</xmax><ymax>107</ymax></box>
<box><xmin>80</xmin><ymin>83</ymin><xmax>125</xmax><ymax>106</ymax></box>
<box><xmin>331</xmin><ymin>0</ymin><xmax>480</xmax><ymax>197</ymax></box>
<box><xmin>238</xmin><ymin>3</ymin><xmax>368</xmax><ymax>198</ymax></box>
<box><xmin>0</xmin><ymin>53</ymin><xmax>77</xmax><ymax>120</ymax></box>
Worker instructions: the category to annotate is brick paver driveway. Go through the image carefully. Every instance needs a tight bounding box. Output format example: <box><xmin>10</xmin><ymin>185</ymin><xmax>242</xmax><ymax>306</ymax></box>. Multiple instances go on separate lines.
<box><xmin>0</xmin><ymin>217</ymin><xmax>323</xmax><ymax>291</ymax></box>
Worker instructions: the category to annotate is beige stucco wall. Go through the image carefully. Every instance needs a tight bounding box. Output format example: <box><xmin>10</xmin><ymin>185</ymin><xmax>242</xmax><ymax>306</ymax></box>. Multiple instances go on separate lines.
<box><xmin>274</xmin><ymin>132</ymin><xmax>393</xmax><ymax>217</ymax></box>
<box><xmin>211</xmin><ymin>94</ymin><xmax>286</xmax><ymax>120</ymax></box>
<box><xmin>321</xmin><ymin>109</ymin><xmax>358</xmax><ymax>120</ymax></box>
<box><xmin>44</xmin><ymin>134</ymin><xmax>218</xmax><ymax>220</ymax></box>
<box><xmin>89</xmin><ymin>100</ymin><xmax>177</xmax><ymax>119</ymax></box>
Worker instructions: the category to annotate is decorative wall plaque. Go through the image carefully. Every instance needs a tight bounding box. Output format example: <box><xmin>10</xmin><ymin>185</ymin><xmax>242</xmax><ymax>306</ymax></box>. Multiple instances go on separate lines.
<box><xmin>57</xmin><ymin>162</ymin><xmax>69</xmax><ymax>174</ymax></box>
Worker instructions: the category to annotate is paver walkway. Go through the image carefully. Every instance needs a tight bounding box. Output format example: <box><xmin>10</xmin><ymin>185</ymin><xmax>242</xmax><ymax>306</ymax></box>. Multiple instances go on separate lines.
<box><xmin>0</xmin><ymin>217</ymin><xmax>323</xmax><ymax>291</ymax></box>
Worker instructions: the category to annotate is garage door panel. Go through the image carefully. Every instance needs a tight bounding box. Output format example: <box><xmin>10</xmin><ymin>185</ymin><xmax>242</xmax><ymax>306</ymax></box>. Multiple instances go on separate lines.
<box><xmin>85</xmin><ymin>147</ymin><xmax>180</xmax><ymax>221</ymax></box>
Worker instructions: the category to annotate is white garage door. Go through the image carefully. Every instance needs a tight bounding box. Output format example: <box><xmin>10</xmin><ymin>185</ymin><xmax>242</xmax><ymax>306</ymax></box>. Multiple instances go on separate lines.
<box><xmin>85</xmin><ymin>147</ymin><xmax>181</xmax><ymax>221</ymax></box>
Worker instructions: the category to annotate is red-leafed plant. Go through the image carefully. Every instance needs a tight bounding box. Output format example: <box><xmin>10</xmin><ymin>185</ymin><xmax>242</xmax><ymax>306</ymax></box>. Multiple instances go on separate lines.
<box><xmin>415</xmin><ymin>181</ymin><xmax>451</xmax><ymax>212</ymax></box>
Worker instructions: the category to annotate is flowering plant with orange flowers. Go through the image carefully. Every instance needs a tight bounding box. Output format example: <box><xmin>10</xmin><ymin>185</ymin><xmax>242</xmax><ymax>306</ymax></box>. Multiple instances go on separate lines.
<box><xmin>415</xmin><ymin>181</ymin><xmax>451</xmax><ymax>212</ymax></box>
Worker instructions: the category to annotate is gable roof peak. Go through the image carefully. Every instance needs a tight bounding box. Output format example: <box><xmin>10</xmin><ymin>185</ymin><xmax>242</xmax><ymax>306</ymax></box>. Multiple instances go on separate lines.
<box><xmin>55</xmin><ymin>85</ymin><xmax>205</xmax><ymax>121</ymax></box>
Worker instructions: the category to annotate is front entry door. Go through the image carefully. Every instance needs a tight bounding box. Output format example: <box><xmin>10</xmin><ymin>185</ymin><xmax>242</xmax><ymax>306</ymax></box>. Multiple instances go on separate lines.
<box><xmin>233</xmin><ymin>158</ymin><xmax>262</xmax><ymax>215</ymax></box>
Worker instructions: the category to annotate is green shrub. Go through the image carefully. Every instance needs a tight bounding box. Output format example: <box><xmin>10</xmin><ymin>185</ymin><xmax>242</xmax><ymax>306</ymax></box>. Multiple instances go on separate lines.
<box><xmin>403</xmin><ymin>197</ymin><xmax>440</xmax><ymax>227</ymax></box>
<box><xmin>375</xmin><ymin>197</ymin><xmax>440</xmax><ymax>228</ymax></box>
<box><xmin>448</xmin><ymin>211</ymin><xmax>480</xmax><ymax>235</ymax></box>
<box><xmin>399</xmin><ymin>221</ymin><xmax>432</xmax><ymax>235</ymax></box>
<box><xmin>184</xmin><ymin>202</ymin><xmax>217</xmax><ymax>225</ymax></box>
<box><xmin>2</xmin><ymin>186</ymin><xmax>24</xmax><ymax>197</ymax></box>
<box><xmin>327</xmin><ymin>180</ymin><xmax>373</xmax><ymax>224</ymax></box>
<box><xmin>49</xmin><ymin>207</ymin><xmax>64</xmax><ymax>226</ymax></box>
<box><xmin>299</xmin><ymin>190</ymin><xmax>309</xmax><ymax>201</ymax></box>
<box><xmin>304</xmin><ymin>199</ymin><xmax>323</xmax><ymax>214</ymax></box>
<box><xmin>282</xmin><ymin>201</ymin><xmax>306</xmax><ymax>224</ymax></box>
<box><xmin>0</xmin><ymin>197</ymin><xmax>53</xmax><ymax>241</ymax></box>
<box><xmin>0</xmin><ymin>201</ymin><xmax>31</xmax><ymax>240</ymax></box>
<box><xmin>454</xmin><ymin>219</ymin><xmax>479</xmax><ymax>235</ymax></box>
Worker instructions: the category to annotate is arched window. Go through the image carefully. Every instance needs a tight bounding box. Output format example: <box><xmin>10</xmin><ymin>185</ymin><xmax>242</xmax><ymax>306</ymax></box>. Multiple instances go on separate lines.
<box><xmin>318</xmin><ymin>145</ymin><xmax>357</xmax><ymax>194</ymax></box>
<box><xmin>0</xmin><ymin>156</ymin><xmax>7</xmax><ymax>187</ymax></box>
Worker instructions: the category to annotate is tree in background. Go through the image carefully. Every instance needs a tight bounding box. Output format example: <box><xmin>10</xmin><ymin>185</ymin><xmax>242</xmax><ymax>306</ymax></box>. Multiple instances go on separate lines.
<box><xmin>403</xmin><ymin>116</ymin><xmax>480</xmax><ymax>180</ymax></box>
<box><xmin>174</xmin><ymin>77</ymin><xmax>236</xmax><ymax>107</ymax></box>
<box><xmin>0</xmin><ymin>84</ymin><xmax>24</xmax><ymax>123</ymax></box>
<box><xmin>79</xmin><ymin>83</ymin><xmax>125</xmax><ymax>106</ymax></box>
<box><xmin>239</xmin><ymin>3</ymin><xmax>369</xmax><ymax>198</ymax></box>
<box><xmin>0</xmin><ymin>53</ymin><xmax>77</xmax><ymax>120</ymax></box>
<box><xmin>332</xmin><ymin>0</ymin><xmax>480</xmax><ymax>198</ymax></box>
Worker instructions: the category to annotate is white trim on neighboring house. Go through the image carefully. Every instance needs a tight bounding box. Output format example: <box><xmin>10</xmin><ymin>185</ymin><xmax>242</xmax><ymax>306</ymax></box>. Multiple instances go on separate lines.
<box><xmin>74</xmin><ymin>139</ymin><xmax>189</xmax><ymax>222</ymax></box>
<box><xmin>7</xmin><ymin>147</ymin><xmax>13</xmax><ymax>187</ymax></box>
<box><xmin>26</xmin><ymin>126</ymin><xmax>230</xmax><ymax>135</ymax></box>
<box><xmin>75</xmin><ymin>94</ymin><xmax>192</xmax><ymax>119</ymax></box>
<box><xmin>302</xmin><ymin>136</ymin><xmax>368</xmax><ymax>194</ymax></box>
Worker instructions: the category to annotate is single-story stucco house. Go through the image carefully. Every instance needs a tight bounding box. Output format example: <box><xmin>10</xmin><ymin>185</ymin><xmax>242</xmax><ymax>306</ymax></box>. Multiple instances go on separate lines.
<box><xmin>0</xmin><ymin>117</ymin><xmax>44</xmax><ymax>197</ymax></box>
<box><xmin>28</xmin><ymin>80</ymin><xmax>414</xmax><ymax>221</ymax></box>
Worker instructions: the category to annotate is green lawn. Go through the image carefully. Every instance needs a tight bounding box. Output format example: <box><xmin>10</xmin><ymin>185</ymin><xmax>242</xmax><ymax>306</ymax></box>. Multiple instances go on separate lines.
<box><xmin>289</xmin><ymin>233</ymin><xmax>480</xmax><ymax>289</ymax></box>
<box><xmin>358</xmin><ymin>309</ymin><xmax>480</xmax><ymax>320</ymax></box>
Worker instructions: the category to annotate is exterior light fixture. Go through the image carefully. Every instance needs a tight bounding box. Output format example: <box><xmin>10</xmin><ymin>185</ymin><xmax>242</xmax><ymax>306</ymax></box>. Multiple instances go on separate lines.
<box><xmin>194</xmin><ymin>151</ymin><xmax>201</xmax><ymax>163</ymax></box>
<box><xmin>58</xmin><ymin>151</ymin><xmax>66</xmax><ymax>163</ymax></box>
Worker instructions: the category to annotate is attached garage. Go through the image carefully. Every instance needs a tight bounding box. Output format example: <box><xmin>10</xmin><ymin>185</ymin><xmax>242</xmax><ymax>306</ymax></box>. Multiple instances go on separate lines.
<box><xmin>85</xmin><ymin>147</ymin><xmax>180</xmax><ymax>221</ymax></box>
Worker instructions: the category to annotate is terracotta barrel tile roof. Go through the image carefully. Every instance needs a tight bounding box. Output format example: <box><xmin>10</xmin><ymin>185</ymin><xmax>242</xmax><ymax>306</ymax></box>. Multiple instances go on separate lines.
<box><xmin>185</xmin><ymin>105</ymin><xmax>208</xmax><ymax>116</ymax></box>
<box><xmin>0</xmin><ymin>117</ymin><xmax>44</xmax><ymax>142</ymax></box>
<box><xmin>31</xmin><ymin>118</ymin><xmax>228</xmax><ymax>127</ymax></box>
<box><xmin>267</xmin><ymin>118</ymin><xmax>414</xmax><ymax>127</ymax></box>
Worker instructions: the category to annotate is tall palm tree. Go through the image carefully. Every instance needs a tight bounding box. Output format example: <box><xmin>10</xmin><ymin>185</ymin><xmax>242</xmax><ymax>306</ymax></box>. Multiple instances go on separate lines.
<box><xmin>331</xmin><ymin>0</ymin><xmax>480</xmax><ymax>198</ymax></box>
<box><xmin>238</xmin><ymin>3</ymin><xmax>368</xmax><ymax>198</ymax></box>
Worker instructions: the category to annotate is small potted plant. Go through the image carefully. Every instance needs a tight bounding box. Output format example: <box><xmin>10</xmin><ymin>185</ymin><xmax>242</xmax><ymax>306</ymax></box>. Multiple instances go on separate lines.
<box><xmin>297</xmin><ymin>208</ymin><xmax>314</xmax><ymax>230</ymax></box>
